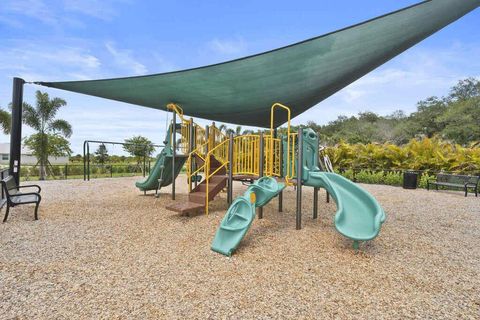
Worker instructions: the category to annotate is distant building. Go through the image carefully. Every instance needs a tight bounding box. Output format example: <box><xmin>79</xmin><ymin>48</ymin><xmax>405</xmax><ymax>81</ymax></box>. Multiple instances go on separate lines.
<box><xmin>0</xmin><ymin>143</ymin><xmax>69</xmax><ymax>166</ymax></box>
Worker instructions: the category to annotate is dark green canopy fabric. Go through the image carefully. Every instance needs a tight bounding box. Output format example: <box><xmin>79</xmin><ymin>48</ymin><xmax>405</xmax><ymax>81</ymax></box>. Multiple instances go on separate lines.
<box><xmin>36</xmin><ymin>0</ymin><xmax>479</xmax><ymax>127</ymax></box>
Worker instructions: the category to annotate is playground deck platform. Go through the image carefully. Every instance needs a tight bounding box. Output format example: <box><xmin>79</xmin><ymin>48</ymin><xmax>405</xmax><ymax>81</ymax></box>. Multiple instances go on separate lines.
<box><xmin>1</xmin><ymin>175</ymin><xmax>478</xmax><ymax>319</ymax></box>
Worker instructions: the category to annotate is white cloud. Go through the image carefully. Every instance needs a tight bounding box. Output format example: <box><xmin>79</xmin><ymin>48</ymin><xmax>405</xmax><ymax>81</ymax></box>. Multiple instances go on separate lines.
<box><xmin>0</xmin><ymin>43</ymin><xmax>101</xmax><ymax>82</ymax></box>
<box><xmin>62</xmin><ymin>0</ymin><xmax>130</xmax><ymax>20</ymax></box>
<box><xmin>105</xmin><ymin>42</ymin><xmax>148</xmax><ymax>75</ymax></box>
<box><xmin>0</xmin><ymin>0</ymin><xmax>57</xmax><ymax>25</ymax></box>
<box><xmin>208</xmin><ymin>37</ymin><xmax>247</xmax><ymax>55</ymax></box>
<box><xmin>0</xmin><ymin>0</ymin><xmax>131</xmax><ymax>28</ymax></box>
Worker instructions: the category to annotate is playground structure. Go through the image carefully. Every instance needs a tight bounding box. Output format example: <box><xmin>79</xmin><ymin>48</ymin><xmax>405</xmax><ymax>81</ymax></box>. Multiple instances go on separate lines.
<box><xmin>138</xmin><ymin>102</ymin><xmax>386</xmax><ymax>254</ymax></box>
<box><xmin>4</xmin><ymin>1</ymin><xmax>478</xmax><ymax>255</ymax></box>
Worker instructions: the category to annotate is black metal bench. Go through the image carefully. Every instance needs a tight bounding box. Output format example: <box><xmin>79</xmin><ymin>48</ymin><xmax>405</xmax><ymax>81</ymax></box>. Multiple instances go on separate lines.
<box><xmin>427</xmin><ymin>173</ymin><xmax>479</xmax><ymax>197</ymax></box>
<box><xmin>1</xmin><ymin>176</ymin><xmax>42</xmax><ymax>222</ymax></box>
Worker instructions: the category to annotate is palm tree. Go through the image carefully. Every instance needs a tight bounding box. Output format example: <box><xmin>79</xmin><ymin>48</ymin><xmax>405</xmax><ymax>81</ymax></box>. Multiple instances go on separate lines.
<box><xmin>23</xmin><ymin>91</ymin><xmax>72</xmax><ymax>180</ymax></box>
<box><xmin>0</xmin><ymin>107</ymin><xmax>11</xmax><ymax>134</ymax></box>
<box><xmin>218</xmin><ymin>124</ymin><xmax>228</xmax><ymax>134</ymax></box>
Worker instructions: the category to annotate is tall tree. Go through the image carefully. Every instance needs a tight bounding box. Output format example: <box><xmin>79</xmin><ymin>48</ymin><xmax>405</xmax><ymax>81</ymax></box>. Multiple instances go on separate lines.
<box><xmin>23</xmin><ymin>91</ymin><xmax>72</xmax><ymax>180</ymax></box>
<box><xmin>95</xmin><ymin>144</ymin><xmax>109</xmax><ymax>164</ymax></box>
<box><xmin>123</xmin><ymin>136</ymin><xmax>155</xmax><ymax>170</ymax></box>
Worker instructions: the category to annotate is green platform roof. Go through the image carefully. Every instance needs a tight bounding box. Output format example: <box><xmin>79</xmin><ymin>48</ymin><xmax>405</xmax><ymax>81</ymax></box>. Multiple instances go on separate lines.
<box><xmin>36</xmin><ymin>0</ymin><xmax>479</xmax><ymax>127</ymax></box>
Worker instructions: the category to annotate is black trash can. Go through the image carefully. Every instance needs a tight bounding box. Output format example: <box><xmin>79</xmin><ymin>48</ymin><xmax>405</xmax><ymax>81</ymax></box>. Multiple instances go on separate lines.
<box><xmin>403</xmin><ymin>171</ymin><xmax>418</xmax><ymax>189</ymax></box>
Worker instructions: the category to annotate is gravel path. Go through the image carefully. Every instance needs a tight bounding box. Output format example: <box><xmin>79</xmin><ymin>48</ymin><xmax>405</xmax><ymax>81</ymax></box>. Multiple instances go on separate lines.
<box><xmin>1</xmin><ymin>175</ymin><xmax>479</xmax><ymax>319</ymax></box>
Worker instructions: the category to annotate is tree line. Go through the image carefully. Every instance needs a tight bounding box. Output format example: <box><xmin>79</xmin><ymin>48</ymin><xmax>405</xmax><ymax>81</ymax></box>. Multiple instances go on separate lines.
<box><xmin>307</xmin><ymin>78</ymin><xmax>480</xmax><ymax>146</ymax></box>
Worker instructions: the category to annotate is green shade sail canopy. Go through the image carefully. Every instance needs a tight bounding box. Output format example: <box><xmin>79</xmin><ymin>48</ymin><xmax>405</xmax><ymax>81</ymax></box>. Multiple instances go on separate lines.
<box><xmin>36</xmin><ymin>0</ymin><xmax>479</xmax><ymax>128</ymax></box>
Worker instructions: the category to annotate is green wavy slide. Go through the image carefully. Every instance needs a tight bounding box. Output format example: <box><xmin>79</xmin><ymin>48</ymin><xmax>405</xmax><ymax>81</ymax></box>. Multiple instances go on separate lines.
<box><xmin>211</xmin><ymin>177</ymin><xmax>285</xmax><ymax>256</ymax></box>
<box><xmin>304</xmin><ymin>171</ymin><xmax>386</xmax><ymax>249</ymax></box>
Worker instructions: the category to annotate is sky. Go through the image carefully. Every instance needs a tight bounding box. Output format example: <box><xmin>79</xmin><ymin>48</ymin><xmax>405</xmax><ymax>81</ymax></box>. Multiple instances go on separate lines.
<box><xmin>0</xmin><ymin>0</ymin><xmax>479</xmax><ymax>155</ymax></box>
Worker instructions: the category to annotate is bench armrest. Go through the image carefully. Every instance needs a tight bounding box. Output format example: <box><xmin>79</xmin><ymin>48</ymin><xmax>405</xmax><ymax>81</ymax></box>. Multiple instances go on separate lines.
<box><xmin>16</xmin><ymin>184</ymin><xmax>42</xmax><ymax>193</ymax></box>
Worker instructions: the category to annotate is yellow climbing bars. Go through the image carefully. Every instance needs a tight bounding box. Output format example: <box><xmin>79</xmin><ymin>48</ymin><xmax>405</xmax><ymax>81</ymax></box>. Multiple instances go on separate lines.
<box><xmin>233</xmin><ymin>135</ymin><xmax>260</xmax><ymax>176</ymax></box>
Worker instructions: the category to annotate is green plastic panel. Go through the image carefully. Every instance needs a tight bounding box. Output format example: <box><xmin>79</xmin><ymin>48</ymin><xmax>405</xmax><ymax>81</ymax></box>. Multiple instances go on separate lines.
<box><xmin>36</xmin><ymin>0</ymin><xmax>479</xmax><ymax>127</ymax></box>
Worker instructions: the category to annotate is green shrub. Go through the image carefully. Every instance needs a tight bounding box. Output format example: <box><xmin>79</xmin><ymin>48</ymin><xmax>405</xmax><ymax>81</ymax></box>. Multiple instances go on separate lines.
<box><xmin>339</xmin><ymin>169</ymin><xmax>354</xmax><ymax>180</ymax></box>
<box><xmin>327</xmin><ymin>137</ymin><xmax>480</xmax><ymax>174</ymax></box>
<box><xmin>418</xmin><ymin>172</ymin><xmax>436</xmax><ymax>189</ymax></box>
<box><xmin>355</xmin><ymin>170</ymin><xmax>384</xmax><ymax>184</ymax></box>
<box><xmin>384</xmin><ymin>171</ymin><xmax>403</xmax><ymax>186</ymax></box>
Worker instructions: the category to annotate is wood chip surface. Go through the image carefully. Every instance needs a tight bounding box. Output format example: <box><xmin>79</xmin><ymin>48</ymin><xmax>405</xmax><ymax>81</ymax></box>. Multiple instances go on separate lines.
<box><xmin>1</xmin><ymin>175</ymin><xmax>479</xmax><ymax>319</ymax></box>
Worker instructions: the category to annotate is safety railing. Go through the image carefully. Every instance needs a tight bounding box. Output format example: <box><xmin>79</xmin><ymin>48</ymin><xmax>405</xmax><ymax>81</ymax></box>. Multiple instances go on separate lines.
<box><xmin>205</xmin><ymin>139</ymin><xmax>230</xmax><ymax>215</ymax></box>
<box><xmin>232</xmin><ymin>134</ymin><xmax>260</xmax><ymax>176</ymax></box>
<box><xmin>264</xmin><ymin>135</ymin><xmax>282</xmax><ymax>177</ymax></box>
<box><xmin>167</xmin><ymin>103</ymin><xmax>206</xmax><ymax>155</ymax></box>
<box><xmin>208</xmin><ymin>124</ymin><xmax>228</xmax><ymax>152</ymax></box>
<box><xmin>186</xmin><ymin>141</ymin><xmax>208</xmax><ymax>192</ymax></box>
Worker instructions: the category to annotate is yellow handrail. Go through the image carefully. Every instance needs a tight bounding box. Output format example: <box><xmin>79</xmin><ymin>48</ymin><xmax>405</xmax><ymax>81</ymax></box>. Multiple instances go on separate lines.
<box><xmin>186</xmin><ymin>141</ymin><xmax>208</xmax><ymax>192</ymax></box>
<box><xmin>270</xmin><ymin>103</ymin><xmax>292</xmax><ymax>184</ymax></box>
<box><xmin>205</xmin><ymin>139</ymin><xmax>229</xmax><ymax>215</ymax></box>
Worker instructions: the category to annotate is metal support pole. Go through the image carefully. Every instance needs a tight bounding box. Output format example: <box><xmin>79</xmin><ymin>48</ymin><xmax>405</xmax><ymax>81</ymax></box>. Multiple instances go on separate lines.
<box><xmin>296</xmin><ymin>128</ymin><xmax>303</xmax><ymax>230</ymax></box>
<box><xmin>9</xmin><ymin>78</ymin><xmax>25</xmax><ymax>185</ymax></box>
<box><xmin>83</xmin><ymin>141</ymin><xmax>87</xmax><ymax>181</ymax></box>
<box><xmin>87</xmin><ymin>142</ymin><xmax>90</xmax><ymax>181</ymax></box>
<box><xmin>275</xmin><ymin>128</ymin><xmax>283</xmax><ymax>212</ymax></box>
<box><xmin>172</xmin><ymin>111</ymin><xmax>176</xmax><ymax>200</ymax></box>
<box><xmin>313</xmin><ymin>187</ymin><xmax>318</xmax><ymax>219</ymax></box>
<box><xmin>143</xmin><ymin>146</ymin><xmax>147</xmax><ymax>177</ymax></box>
<box><xmin>227</xmin><ymin>133</ymin><xmax>234</xmax><ymax>205</ymax></box>
<box><xmin>258</xmin><ymin>132</ymin><xmax>264</xmax><ymax>219</ymax></box>
<box><xmin>205</xmin><ymin>125</ymin><xmax>209</xmax><ymax>153</ymax></box>
<box><xmin>189</xmin><ymin>119</ymin><xmax>195</xmax><ymax>191</ymax></box>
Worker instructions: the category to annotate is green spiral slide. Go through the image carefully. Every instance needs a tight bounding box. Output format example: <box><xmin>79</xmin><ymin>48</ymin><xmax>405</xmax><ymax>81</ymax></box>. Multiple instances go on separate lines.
<box><xmin>301</xmin><ymin>128</ymin><xmax>385</xmax><ymax>248</ymax></box>
<box><xmin>211</xmin><ymin>177</ymin><xmax>285</xmax><ymax>256</ymax></box>
<box><xmin>304</xmin><ymin>172</ymin><xmax>386</xmax><ymax>249</ymax></box>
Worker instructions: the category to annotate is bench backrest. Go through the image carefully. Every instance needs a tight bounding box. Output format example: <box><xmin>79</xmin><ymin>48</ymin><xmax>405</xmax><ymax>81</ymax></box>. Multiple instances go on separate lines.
<box><xmin>1</xmin><ymin>176</ymin><xmax>19</xmax><ymax>197</ymax></box>
<box><xmin>436</xmin><ymin>173</ymin><xmax>479</xmax><ymax>185</ymax></box>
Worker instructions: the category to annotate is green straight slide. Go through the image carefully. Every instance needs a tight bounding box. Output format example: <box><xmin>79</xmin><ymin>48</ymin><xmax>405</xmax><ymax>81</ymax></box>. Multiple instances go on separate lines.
<box><xmin>304</xmin><ymin>171</ymin><xmax>386</xmax><ymax>248</ymax></box>
<box><xmin>135</xmin><ymin>147</ymin><xmax>186</xmax><ymax>192</ymax></box>
<box><xmin>135</xmin><ymin>125</ymin><xmax>186</xmax><ymax>192</ymax></box>
<box><xmin>211</xmin><ymin>177</ymin><xmax>285</xmax><ymax>256</ymax></box>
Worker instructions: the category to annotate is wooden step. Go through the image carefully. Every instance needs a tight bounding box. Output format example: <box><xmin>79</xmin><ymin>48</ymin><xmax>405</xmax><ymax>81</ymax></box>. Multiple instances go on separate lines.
<box><xmin>165</xmin><ymin>201</ymin><xmax>204</xmax><ymax>215</ymax></box>
<box><xmin>189</xmin><ymin>191</ymin><xmax>207</xmax><ymax>204</ymax></box>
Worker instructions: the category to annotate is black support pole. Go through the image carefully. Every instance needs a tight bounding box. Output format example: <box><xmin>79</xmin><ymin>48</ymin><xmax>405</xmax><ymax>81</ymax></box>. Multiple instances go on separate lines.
<box><xmin>296</xmin><ymin>128</ymin><xmax>303</xmax><ymax>230</ymax></box>
<box><xmin>227</xmin><ymin>133</ymin><xmax>234</xmax><ymax>205</ymax></box>
<box><xmin>9</xmin><ymin>78</ymin><xmax>25</xmax><ymax>185</ymax></box>
<box><xmin>275</xmin><ymin>128</ymin><xmax>283</xmax><ymax>212</ymax></box>
<box><xmin>87</xmin><ymin>142</ymin><xmax>90</xmax><ymax>181</ymax></box>
<box><xmin>83</xmin><ymin>140</ymin><xmax>87</xmax><ymax>181</ymax></box>
<box><xmin>172</xmin><ymin>111</ymin><xmax>176</xmax><ymax>200</ymax></box>
<box><xmin>313</xmin><ymin>187</ymin><xmax>318</xmax><ymax>219</ymax></box>
<box><xmin>258</xmin><ymin>132</ymin><xmax>264</xmax><ymax>219</ymax></box>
